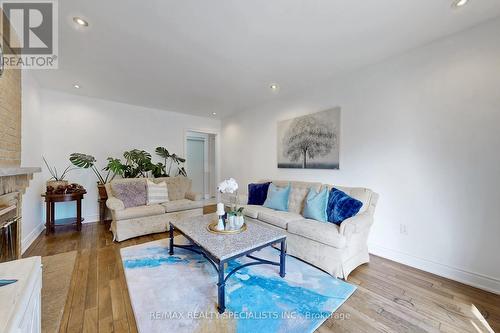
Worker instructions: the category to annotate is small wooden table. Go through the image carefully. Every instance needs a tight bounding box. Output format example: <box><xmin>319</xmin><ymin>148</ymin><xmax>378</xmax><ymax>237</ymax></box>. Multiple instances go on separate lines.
<box><xmin>41</xmin><ymin>190</ymin><xmax>87</xmax><ymax>235</ymax></box>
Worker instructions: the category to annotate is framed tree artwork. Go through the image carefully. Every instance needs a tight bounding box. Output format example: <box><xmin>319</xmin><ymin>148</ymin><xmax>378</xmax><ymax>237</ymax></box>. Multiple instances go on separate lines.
<box><xmin>277</xmin><ymin>107</ymin><xmax>340</xmax><ymax>169</ymax></box>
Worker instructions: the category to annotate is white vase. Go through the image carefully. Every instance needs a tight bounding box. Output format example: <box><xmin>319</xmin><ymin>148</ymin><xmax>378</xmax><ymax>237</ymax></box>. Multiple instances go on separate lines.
<box><xmin>227</xmin><ymin>215</ymin><xmax>235</xmax><ymax>230</ymax></box>
<box><xmin>235</xmin><ymin>215</ymin><xmax>244</xmax><ymax>229</ymax></box>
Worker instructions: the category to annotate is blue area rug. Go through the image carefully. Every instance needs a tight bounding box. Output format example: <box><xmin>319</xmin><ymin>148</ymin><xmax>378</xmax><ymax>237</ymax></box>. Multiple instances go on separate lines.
<box><xmin>120</xmin><ymin>238</ymin><xmax>356</xmax><ymax>333</ymax></box>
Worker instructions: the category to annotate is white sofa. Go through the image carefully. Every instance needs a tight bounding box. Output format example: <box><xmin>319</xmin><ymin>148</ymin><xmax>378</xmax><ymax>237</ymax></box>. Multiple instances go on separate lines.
<box><xmin>106</xmin><ymin>177</ymin><xmax>204</xmax><ymax>242</ymax></box>
<box><xmin>232</xmin><ymin>180</ymin><xmax>379</xmax><ymax>279</ymax></box>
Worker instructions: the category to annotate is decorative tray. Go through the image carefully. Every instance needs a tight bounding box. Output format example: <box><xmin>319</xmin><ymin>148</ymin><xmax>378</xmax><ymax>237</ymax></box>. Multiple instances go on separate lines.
<box><xmin>207</xmin><ymin>221</ymin><xmax>247</xmax><ymax>234</ymax></box>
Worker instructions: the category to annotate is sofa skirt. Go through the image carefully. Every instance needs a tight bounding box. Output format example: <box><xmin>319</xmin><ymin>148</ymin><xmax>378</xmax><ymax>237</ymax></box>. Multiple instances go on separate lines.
<box><xmin>110</xmin><ymin>208</ymin><xmax>203</xmax><ymax>242</ymax></box>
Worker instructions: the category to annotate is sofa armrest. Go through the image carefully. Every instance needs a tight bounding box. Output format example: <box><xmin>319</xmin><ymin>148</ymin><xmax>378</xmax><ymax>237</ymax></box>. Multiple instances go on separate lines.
<box><xmin>185</xmin><ymin>191</ymin><xmax>203</xmax><ymax>201</ymax></box>
<box><xmin>106</xmin><ymin>197</ymin><xmax>125</xmax><ymax>211</ymax></box>
<box><xmin>339</xmin><ymin>212</ymin><xmax>373</xmax><ymax>237</ymax></box>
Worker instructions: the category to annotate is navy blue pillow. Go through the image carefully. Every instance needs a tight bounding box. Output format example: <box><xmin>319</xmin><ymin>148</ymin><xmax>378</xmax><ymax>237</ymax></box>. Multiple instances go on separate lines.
<box><xmin>327</xmin><ymin>188</ymin><xmax>363</xmax><ymax>225</ymax></box>
<box><xmin>247</xmin><ymin>182</ymin><xmax>271</xmax><ymax>205</ymax></box>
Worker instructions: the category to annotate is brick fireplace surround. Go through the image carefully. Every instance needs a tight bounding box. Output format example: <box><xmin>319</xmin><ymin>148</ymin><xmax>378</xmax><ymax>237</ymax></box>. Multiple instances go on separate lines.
<box><xmin>1</xmin><ymin>18</ymin><xmax>40</xmax><ymax>261</ymax></box>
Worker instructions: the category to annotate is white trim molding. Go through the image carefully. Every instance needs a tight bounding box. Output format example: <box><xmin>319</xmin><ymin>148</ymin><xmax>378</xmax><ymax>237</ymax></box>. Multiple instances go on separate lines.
<box><xmin>21</xmin><ymin>222</ymin><xmax>44</xmax><ymax>254</ymax></box>
<box><xmin>369</xmin><ymin>243</ymin><xmax>500</xmax><ymax>295</ymax></box>
<box><xmin>83</xmin><ymin>214</ymin><xmax>100</xmax><ymax>224</ymax></box>
<box><xmin>21</xmin><ymin>214</ymin><xmax>100</xmax><ymax>254</ymax></box>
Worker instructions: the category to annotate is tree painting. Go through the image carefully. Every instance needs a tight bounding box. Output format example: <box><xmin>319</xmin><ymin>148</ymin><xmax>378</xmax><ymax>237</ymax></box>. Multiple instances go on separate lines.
<box><xmin>278</xmin><ymin>108</ymin><xmax>340</xmax><ymax>169</ymax></box>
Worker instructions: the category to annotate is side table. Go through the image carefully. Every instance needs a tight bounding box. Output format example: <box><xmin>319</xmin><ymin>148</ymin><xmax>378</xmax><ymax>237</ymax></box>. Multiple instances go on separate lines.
<box><xmin>41</xmin><ymin>190</ymin><xmax>87</xmax><ymax>235</ymax></box>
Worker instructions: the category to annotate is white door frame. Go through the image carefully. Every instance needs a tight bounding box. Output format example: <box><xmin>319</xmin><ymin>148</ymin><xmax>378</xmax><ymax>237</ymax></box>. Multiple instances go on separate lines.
<box><xmin>184</xmin><ymin>128</ymin><xmax>220</xmax><ymax>199</ymax></box>
<box><xmin>186</xmin><ymin>135</ymin><xmax>207</xmax><ymax>196</ymax></box>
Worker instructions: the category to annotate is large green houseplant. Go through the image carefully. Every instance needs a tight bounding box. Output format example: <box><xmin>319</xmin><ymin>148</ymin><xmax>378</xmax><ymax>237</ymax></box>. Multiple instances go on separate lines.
<box><xmin>103</xmin><ymin>147</ymin><xmax>188</xmax><ymax>179</ymax></box>
<box><xmin>69</xmin><ymin>153</ymin><xmax>120</xmax><ymax>200</ymax></box>
<box><xmin>154</xmin><ymin>147</ymin><xmax>187</xmax><ymax>177</ymax></box>
<box><xmin>71</xmin><ymin>147</ymin><xmax>188</xmax><ymax>183</ymax></box>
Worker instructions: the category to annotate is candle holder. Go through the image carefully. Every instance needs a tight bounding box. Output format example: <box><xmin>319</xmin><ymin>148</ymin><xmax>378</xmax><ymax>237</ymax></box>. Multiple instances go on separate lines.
<box><xmin>216</xmin><ymin>203</ymin><xmax>226</xmax><ymax>231</ymax></box>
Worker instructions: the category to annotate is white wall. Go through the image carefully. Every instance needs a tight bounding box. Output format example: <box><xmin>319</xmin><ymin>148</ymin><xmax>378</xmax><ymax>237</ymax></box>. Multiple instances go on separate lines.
<box><xmin>21</xmin><ymin>71</ymin><xmax>45</xmax><ymax>252</ymax></box>
<box><xmin>39</xmin><ymin>90</ymin><xmax>221</xmax><ymax>223</ymax></box>
<box><xmin>221</xmin><ymin>18</ymin><xmax>500</xmax><ymax>293</ymax></box>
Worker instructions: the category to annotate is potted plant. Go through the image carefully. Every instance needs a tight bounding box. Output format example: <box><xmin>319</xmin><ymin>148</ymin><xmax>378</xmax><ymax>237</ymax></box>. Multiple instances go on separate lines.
<box><xmin>69</xmin><ymin>153</ymin><xmax>118</xmax><ymax>201</ymax></box>
<box><xmin>43</xmin><ymin>156</ymin><xmax>74</xmax><ymax>188</ymax></box>
<box><xmin>104</xmin><ymin>149</ymin><xmax>155</xmax><ymax>179</ymax></box>
<box><xmin>154</xmin><ymin>147</ymin><xmax>187</xmax><ymax>177</ymax></box>
<box><xmin>103</xmin><ymin>147</ymin><xmax>188</xmax><ymax>179</ymax></box>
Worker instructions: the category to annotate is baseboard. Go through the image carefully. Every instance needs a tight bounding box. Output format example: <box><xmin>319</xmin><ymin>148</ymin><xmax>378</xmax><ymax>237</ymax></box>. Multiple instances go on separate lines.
<box><xmin>21</xmin><ymin>214</ymin><xmax>101</xmax><ymax>253</ymax></box>
<box><xmin>83</xmin><ymin>214</ymin><xmax>99</xmax><ymax>224</ymax></box>
<box><xmin>21</xmin><ymin>222</ymin><xmax>45</xmax><ymax>254</ymax></box>
<box><xmin>368</xmin><ymin>243</ymin><xmax>500</xmax><ymax>295</ymax></box>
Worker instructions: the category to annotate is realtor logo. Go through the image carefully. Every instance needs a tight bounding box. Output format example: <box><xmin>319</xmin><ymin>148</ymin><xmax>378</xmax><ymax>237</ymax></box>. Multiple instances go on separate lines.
<box><xmin>1</xmin><ymin>0</ymin><xmax>58</xmax><ymax>69</ymax></box>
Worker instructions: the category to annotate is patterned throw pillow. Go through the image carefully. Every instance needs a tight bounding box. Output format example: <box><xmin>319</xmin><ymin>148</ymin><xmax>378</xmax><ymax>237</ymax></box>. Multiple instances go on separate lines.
<box><xmin>111</xmin><ymin>181</ymin><xmax>147</xmax><ymax>208</ymax></box>
<box><xmin>146</xmin><ymin>180</ymin><xmax>169</xmax><ymax>205</ymax></box>
<box><xmin>326</xmin><ymin>188</ymin><xmax>363</xmax><ymax>225</ymax></box>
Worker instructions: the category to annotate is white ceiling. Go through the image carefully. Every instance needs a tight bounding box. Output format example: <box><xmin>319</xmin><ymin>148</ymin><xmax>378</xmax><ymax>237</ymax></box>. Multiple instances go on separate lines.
<box><xmin>32</xmin><ymin>0</ymin><xmax>500</xmax><ymax>118</ymax></box>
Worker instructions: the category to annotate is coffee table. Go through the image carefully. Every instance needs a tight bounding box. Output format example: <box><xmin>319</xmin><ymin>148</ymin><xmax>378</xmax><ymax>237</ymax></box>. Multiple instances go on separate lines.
<box><xmin>169</xmin><ymin>214</ymin><xmax>287</xmax><ymax>313</ymax></box>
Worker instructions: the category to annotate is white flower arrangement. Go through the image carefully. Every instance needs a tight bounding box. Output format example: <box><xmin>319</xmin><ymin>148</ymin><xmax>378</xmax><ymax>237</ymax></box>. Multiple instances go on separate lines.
<box><xmin>217</xmin><ymin>178</ymin><xmax>239</xmax><ymax>194</ymax></box>
<box><xmin>217</xmin><ymin>178</ymin><xmax>243</xmax><ymax>216</ymax></box>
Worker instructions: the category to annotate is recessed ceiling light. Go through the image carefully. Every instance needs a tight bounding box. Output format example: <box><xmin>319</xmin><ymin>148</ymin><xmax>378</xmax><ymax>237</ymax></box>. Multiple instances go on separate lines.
<box><xmin>212</xmin><ymin>112</ymin><xmax>217</xmax><ymax>116</ymax></box>
<box><xmin>73</xmin><ymin>17</ymin><xmax>89</xmax><ymax>27</ymax></box>
<box><xmin>73</xmin><ymin>84</ymin><xmax>80</xmax><ymax>89</ymax></box>
<box><xmin>270</xmin><ymin>83</ymin><xmax>279</xmax><ymax>92</ymax></box>
<box><xmin>452</xmin><ymin>0</ymin><xmax>469</xmax><ymax>8</ymax></box>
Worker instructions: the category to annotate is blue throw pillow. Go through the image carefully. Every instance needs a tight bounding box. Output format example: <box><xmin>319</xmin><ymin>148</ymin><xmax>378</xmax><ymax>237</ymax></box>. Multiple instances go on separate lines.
<box><xmin>327</xmin><ymin>188</ymin><xmax>363</xmax><ymax>225</ymax></box>
<box><xmin>303</xmin><ymin>187</ymin><xmax>329</xmax><ymax>222</ymax></box>
<box><xmin>263</xmin><ymin>183</ymin><xmax>290</xmax><ymax>211</ymax></box>
<box><xmin>247</xmin><ymin>182</ymin><xmax>271</xmax><ymax>205</ymax></box>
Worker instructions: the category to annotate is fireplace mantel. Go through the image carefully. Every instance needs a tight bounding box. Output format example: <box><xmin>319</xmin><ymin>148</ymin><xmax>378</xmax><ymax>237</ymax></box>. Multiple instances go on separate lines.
<box><xmin>0</xmin><ymin>167</ymin><xmax>41</xmax><ymax>177</ymax></box>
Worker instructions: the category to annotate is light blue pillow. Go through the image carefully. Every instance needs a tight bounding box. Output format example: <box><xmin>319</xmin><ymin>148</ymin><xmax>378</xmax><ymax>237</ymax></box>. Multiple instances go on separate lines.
<box><xmin>303</xmin><ymin>187</ymin><xmax>329</xmax><ymax>222</ymax></box>
<box><xmin>263</xmin><ymin>183</ymin><xmax>290</xmax><ymax>211</ymax></box>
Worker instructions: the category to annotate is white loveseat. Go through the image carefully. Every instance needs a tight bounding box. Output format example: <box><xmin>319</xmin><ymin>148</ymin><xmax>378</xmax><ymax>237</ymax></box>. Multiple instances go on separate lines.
<box><xmin>233</xmin><ymin>180</ymin><xmax>379</xmax><ymax>279</ymax></box>
<box><xmin>106</xmin><ymin>177</ymin><xmax>204</xmax><ymax>241</ymax></box>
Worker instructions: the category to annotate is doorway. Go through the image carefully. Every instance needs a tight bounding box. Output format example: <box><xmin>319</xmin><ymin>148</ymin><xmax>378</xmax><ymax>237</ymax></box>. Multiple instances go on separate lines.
<box><xmin>185</xmin><ymin>131</ymin><xmax>217</xmax><ymax>199</ymax></box>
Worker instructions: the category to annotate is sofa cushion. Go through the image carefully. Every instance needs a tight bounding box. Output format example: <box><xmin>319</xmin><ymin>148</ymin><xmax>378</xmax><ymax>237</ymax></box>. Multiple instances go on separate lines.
<box><xmin>247</xmin><ymin>182</ymin><xmax>271</xmax><ymax>205</ymax></box>
<box><xmin>288</xmin><ymin>187</ymin><xmax>309</xmax><ymax>214</ymax></box>
<box><xmin>257</xmin><ymin>210</ymin><xmax>303</xmax><ymax>230</ymax></box>
<box><xmin>185</xmin><ymin>191</ymin><xmax>203</xmax><ymax>201</ymax></box>
<box><xmin>327</xmin><ymin>188</ymin><xmax>363</xmax><ymax>225</ymax></box>
<box><xmin>146</xmin><ymin>180</ymin><xmax>169</xmax><ymax>205</ymax></box>
<box><xmin>288</xmin><ymin>219</ymin><xmax>347</xmax><ymax>249</ymax></box>
<box><xmin>303</xmin><ymin>187</ymin><xmax>329</xmax><ymax>222</ymax></box>
<box><xmin>263</xmin><ymin>183</ymin><xmax>290</xmax><ymax>211</ymax></box>
<box><xmin>326</xmin><ymin>185</ymin><xmax>372</xmax><ymax>214</ymax></box>
<box><xmin>111</xmin><ymin>180</ymin><xmax>147</xmax><ymax>208</ymax></box>
<box><xmin>162</xmin><ymin>199</ymin><xmax>203</xmax><ymax>213</ymax></box>
<box><xmin>114</xmin><ymin>204</ymin><xmax>165</xmax><ymax>220</ymax></box>
<box><xmin>161</xmin><ymin>176</ymin><xmax>192</xmax><ymax>201</ymax></box>
<box><xmin>262</xmin><ymin>180</ymin><xmax>322</xmax><ymax>214</ymax></box>
<box><xmin>241</xmin><ymin>205</ymin><xmax>275</xmax><ymax>219</ymax></box>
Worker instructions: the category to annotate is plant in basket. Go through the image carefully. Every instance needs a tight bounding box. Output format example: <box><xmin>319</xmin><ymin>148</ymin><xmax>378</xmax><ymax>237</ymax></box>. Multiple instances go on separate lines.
<box><xmin>43</xmin><ymin>156</ymin><xmax>75</xmax><ymax>189</ymax></box>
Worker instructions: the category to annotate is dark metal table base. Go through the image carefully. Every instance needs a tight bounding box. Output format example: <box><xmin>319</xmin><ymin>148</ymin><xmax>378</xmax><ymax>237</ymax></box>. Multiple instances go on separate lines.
<box><xmin>169</xmin><ymin>223</ymin><xmax>286</xmax><ymax>313</ymax></box>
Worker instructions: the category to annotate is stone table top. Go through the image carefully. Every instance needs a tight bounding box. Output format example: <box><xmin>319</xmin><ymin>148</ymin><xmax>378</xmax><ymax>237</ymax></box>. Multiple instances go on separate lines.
<box><xmin>171</xmin><ymin>214</ymin><xmax>286</xmax><ymax>262</ymax></box>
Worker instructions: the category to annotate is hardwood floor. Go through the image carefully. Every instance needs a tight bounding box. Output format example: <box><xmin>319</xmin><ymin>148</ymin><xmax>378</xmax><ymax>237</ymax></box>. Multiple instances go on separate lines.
<box><xmin>24</xmin><ymin>208</ymin><xmax>500</xmax><ymax>333</ymax></box>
